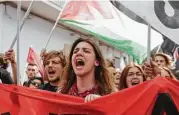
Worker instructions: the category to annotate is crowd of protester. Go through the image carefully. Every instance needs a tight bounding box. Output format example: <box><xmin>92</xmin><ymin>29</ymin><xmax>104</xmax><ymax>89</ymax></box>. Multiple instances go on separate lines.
<box><xmin>0</xmin><ymin>37</ymin><xmax>178</xmax><ymax>102</ymax></box>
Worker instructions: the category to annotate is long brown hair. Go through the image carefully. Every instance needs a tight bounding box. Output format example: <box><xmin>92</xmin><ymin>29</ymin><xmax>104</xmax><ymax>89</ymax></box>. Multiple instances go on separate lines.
<box><xmin>61</xmin><ymin>38</ymin><xmax>115</xmax><ymax>95</ymax></box>
<box><xmin>119</xmin><ymin>63</ymin><xmax>146</xmax><ymax>90</ymax></box>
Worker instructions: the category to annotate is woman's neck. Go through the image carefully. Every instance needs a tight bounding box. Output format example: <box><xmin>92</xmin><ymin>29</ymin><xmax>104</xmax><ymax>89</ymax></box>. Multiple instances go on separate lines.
<box><xmin>76</xmin><ymin>72</ymin><xmax>96</xmax><ymax>93</ymax></box>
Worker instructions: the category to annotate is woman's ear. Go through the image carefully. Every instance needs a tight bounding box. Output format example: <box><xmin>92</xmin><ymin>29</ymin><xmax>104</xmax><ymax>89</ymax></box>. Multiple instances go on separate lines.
<box><xmin>95</xmin><ymin>60</ymin><xmax>99</xmax><ymax>66</ymax></box>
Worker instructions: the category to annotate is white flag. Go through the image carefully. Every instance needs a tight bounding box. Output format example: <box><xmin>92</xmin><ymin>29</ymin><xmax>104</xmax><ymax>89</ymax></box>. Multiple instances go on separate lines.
<box><xmin>120</xmin><ymin>1</ymin><xmax>179</xmax><ymax>45</ymax></box>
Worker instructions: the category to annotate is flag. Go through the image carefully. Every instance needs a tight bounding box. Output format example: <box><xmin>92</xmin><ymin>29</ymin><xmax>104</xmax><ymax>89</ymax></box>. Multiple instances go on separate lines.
<box><xmin>27</xmin><ymin>47</ymin><xmax>44</xmax><ymax>79</ymax></box>
<box><xmin>59</xmin><ymin>1</ymin><xmax>163</xmax><ymax>64</ymax></box>
<box><xmin>173</xmin><ymin>46</ymin><xmax>179</xmax><ymax>62</ymax></box>
<box><xmin>60</xmin><ymin>0</ymin><xmax>115</xmax><ymax>20</ymax></box>
<box><xmin>118</xmin><ymin>1</ymin><xmax>179</xmax><ymax>45</ymax></box>
<box><xmin>110</xmin><ymin>1</ymin><xmax>147</xmax><ymax>25</ymax></box>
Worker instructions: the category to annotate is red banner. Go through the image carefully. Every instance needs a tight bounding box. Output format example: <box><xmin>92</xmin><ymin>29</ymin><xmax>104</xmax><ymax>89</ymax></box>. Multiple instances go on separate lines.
<box><xmin>0</xmin><ymin>77</ymin><xmax>178</xmax><ymax>115</ymax></box>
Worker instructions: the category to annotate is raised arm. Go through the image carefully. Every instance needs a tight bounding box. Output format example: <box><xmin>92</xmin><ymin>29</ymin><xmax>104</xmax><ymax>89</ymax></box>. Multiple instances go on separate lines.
<box><xmin>4</xmin><ymin>49</ymin><xmax>17</xmax><ymax>84</ymax></box>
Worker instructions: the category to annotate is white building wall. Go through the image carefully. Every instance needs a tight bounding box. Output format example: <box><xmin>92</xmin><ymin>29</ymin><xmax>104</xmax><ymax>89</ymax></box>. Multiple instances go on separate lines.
<box><xmin>0</xmin><ymin>4</ymin><xmax>4</xmax><ymax>52</ymax></box>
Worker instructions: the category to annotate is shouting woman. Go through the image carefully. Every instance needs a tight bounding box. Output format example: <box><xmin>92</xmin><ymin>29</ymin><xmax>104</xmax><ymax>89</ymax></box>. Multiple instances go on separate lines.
<box><xmin>61</xmin><ymin>38</ymin><xmax>116</xmax><ymax>102</ymax></box>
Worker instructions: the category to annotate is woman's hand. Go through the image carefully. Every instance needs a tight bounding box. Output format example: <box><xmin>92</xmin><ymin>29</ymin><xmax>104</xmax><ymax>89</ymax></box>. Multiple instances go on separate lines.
<box><xmin>84</xmin><ymin>94</ymin><xmax>101</xmax><ymax>103</ymax></box>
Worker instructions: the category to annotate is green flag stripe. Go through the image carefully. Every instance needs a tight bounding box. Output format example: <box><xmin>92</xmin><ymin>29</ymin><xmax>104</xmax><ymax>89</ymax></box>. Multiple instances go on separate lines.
<box><xmin>60</xmin><ymin>19</ymin><xmax>147</xmax><ymax>64</ymax></box>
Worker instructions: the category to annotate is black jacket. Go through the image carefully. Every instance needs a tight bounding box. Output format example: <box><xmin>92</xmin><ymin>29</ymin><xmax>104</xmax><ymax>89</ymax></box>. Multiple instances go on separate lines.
<box><xmin>40</xmin><ymin>83</ymin><xmax>57</xmax><ymax>92</ymax></box>
<box><xmin>0</xmin><ymin>68</ymin><xmax>14</xmax><ymax>84</ymax></box>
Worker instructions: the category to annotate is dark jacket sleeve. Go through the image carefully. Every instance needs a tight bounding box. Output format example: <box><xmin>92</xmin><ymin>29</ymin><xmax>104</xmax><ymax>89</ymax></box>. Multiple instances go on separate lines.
<box><xmin>0</xmin><ymin>68</ymin><xmax>14</xmax><ymax>84</ymax></box>
<box><xmin>40</xmin><ymin>83</ymin><xmax>48</xmax><ymax>90</ymax></box>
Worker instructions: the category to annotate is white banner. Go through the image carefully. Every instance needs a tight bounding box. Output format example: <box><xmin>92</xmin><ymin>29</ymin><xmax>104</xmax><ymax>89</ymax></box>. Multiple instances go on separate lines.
<box><xmin>120</xmin><ymin>1</ymin><xmax>179</xmax><ymax>45</ymax></box>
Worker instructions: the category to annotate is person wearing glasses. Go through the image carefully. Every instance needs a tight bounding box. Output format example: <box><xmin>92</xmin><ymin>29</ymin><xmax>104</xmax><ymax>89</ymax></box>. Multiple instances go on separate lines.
<box><xmin>119</xmin><ymin>63</ymin><xmax>147</xmax><ymax>90</ymax></box>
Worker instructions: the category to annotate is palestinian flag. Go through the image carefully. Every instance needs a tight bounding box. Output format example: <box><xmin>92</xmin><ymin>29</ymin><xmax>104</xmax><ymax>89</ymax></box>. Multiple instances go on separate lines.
<box><xmin>59</xmin><ymin>0</ymin><xmax>163</xmax><ymax>64</ymax></box>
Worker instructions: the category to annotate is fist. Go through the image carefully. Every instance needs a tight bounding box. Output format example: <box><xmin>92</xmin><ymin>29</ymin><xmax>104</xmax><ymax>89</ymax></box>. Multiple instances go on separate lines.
<box><xmin>84</xmin><ymin>94</ymin><xmax>101</xmax><ymax>103</ymax></box>
<box><xmin>4</xmin><ymin>49</ymin><xmax>15</xmax><ymax>63</ymax></box>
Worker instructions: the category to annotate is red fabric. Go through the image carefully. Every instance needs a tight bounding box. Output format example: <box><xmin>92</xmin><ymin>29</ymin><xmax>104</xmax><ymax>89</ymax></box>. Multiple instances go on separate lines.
<box><xmin>0</xmin><ymin>77</ymin><xmax>178</xmax><ymax>115</ymax></box>
<box><xmin>68</xmin><ymin>83</ymin><xmax>99</xmax><ymax>98</ymax></box>
<box><xmin>27</xmin><ymin>47</ymin><xmax>44</xmax><ymax>79</ymax></box>
<box><xmin>60</xmin><ymin>1</ymin><xmax>114</xmax><ymax>20</ymax></box>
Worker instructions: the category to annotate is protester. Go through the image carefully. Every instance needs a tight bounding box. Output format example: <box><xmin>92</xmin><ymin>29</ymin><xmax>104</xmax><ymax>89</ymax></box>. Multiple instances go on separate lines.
<box><xmin>4</xmin><ymin>49</ymin><xmax>17</xmax><ymax>84</ymax></box>
<box><xmin>23</xmin><ymin>63</ymin><xmax>39</xmax><ymax>86</ymax></box>
<box><xmin>25</xmin><ymin>63</ymin><xmax>39</xmax><ymax>80</ymax></box>
<box><xmin>144</xmin><ymin>64</ymin><xmax>177</xmax><ymax>80</ymax></box>
<box><xmin>143</xmin><ymin>56</ymin><xmax>175</xmax><ymax>80</ymax></box>
<box><xmin>154</xmin><ymin>53</ymin><xmax>172</xmax><ymax>68</ymax></box>
<box><xmin>114</xmin><ymin>68</ymin><xmax>122</xmax><ymax>89</ymax></box>
<box><xmin>119</xmin><ymin>63</ymin><xmax>146</xmax><ymax>90</ymax></box>
<box><xmin>25</xmin><ymin>77</ymin><xmax>44</xmax><ymax>89</ymax></box>
<box><xmin>0</xmin><ymin>52</ymin><xmax>14</xmax><ymax>84</ymax></box>
<box><xmin>61</xmin><ymin>38</ymin><xmax>116</xmax><ymax>102</ymax></box>
<box><xmin>4</xmin><ymin>49</ymin><xmax>39</xmax><ymax>85</ymax></box>
<box><xmin>40</xmin><ymin>50</ymin><xmax>66</xmax><ymax>92</ymax></box>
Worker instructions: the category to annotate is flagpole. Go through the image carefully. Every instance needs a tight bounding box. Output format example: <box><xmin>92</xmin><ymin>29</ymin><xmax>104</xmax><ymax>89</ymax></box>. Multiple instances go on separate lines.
<box><xmin>10</xmin><ymin>0</ymin><xmax>34</xmax><ymax>49</ymax></box>
<box><xmin>147</xmin><ymin>24</ymin><xmax>151</xmax><ymax>64</ymax></box>
<box><xmin>16</xmin><ymin>0</ymin><xmax>21</xmax><ymax>85</ymax></box>
<box><xmin>22</xmin><ymin>63</ymin><xmax>28</xmax><ymax>85</ymax></box>
<box><xmin>44</xmin><ymin>1</ymin><xmax>68</xmax><ymax>49</ymax></box>
<box><xmin>156</xmin><ymin>44</ymin><xmax>161</xmax><ymax>54</ymax></box>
